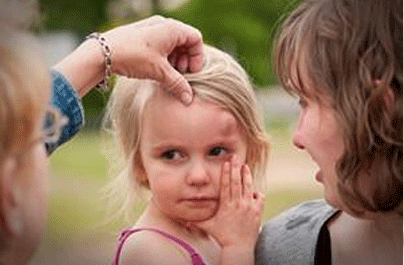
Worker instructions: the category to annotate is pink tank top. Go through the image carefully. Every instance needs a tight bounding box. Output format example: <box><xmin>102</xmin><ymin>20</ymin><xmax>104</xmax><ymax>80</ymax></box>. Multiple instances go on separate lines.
<box><xmin>111</xmin><ymin>227</ymin><xmax>207</xmax><ymax>265</ymax></box>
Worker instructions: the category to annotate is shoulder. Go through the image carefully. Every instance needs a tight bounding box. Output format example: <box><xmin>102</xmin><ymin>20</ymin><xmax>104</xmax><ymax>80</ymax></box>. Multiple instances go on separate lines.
<box><xmin>118</xmin><ymin>229</ymin><xmax>192</xmax><ymax>265</ymax></box>
<box><xmin>255</xmin><ymin>199</ymin><xmax>338</xmax><ymax>265</ymax></box>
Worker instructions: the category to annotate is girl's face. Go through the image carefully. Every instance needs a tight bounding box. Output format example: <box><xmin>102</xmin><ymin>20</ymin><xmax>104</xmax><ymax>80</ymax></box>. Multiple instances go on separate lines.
<box><xmin>17</xmin><ymin>138</ymin><xmax>49</xmax><ymax>261</ymax></box>
<box><xmin>139</xmin><ymin>92</ymin><xmax>248</xmax><ymax>222</ymax></box>
<box><xmin>293</xmin><ymin>94</ymin><xmax>345</xmax><ymax>210</ymax></box>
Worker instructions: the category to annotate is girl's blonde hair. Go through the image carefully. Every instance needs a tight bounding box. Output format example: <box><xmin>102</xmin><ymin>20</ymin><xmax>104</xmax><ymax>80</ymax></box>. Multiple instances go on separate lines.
<box><xmin>103</xmin><ymin>45</ymin><xmax>270</xmax><ymax>221</ymax></box>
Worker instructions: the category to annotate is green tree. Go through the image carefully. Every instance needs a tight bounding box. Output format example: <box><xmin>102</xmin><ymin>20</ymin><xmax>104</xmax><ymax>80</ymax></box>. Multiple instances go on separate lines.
<box><xmin>39</xmin><ymin>0</ymin><xmax>109</xmax><ymax>39</ymax></box>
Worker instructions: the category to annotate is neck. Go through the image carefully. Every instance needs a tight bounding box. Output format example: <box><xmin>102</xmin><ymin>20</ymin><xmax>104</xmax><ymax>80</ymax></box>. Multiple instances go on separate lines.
<box><xmin>329</xmin><ymin>211</ymin><xmax>403</xmax><ymax>265</ymax></box>
<box><xmin>368</xmin><ymin>212</ymin><xmax>403</xmax><ymax>243</ymax></box>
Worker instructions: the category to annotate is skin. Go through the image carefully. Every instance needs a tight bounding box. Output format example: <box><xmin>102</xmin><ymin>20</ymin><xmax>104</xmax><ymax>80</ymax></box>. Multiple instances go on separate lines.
<box><xmin>293</xmin><ymin>95</ymin><xmax>344</xmax><ymax>209</ymax></box>
<box><xmin>140</xmin><ymin>93</ymin><xmax>248</xmax><ymax>223</ymax></box>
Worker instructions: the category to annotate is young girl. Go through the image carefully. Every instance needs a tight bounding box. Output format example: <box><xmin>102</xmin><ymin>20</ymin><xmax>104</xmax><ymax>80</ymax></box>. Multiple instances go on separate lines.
<box><xmin>256</xmin><ymin>0</ymin><xmax>402</xmax><ymax>264</ymax></box>
<box><xmin>105</xmin><ymin>45</ymin><xmax>271</xmax><ymax>265</ymax></box>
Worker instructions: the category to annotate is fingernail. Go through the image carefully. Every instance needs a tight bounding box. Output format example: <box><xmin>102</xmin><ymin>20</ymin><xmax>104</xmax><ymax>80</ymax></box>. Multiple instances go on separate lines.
<box><xmin>180</xmin><ymin>90</ymin><xmax>193</xmax><ymax>105</ymax></box>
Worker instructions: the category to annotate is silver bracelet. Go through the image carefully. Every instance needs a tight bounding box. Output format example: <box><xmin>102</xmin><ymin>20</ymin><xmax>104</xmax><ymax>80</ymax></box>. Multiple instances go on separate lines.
<box><xmin>86</xmin><ymin>32</ymin><xmax>112</xmax><ymax>91</ymax></box>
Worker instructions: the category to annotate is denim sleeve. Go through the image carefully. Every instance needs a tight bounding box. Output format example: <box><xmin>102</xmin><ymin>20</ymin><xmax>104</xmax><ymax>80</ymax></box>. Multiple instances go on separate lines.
<box><xmin>45</xmin><ymin>69</ymin><xmax>85</xmax><ymax>155</ymax></box>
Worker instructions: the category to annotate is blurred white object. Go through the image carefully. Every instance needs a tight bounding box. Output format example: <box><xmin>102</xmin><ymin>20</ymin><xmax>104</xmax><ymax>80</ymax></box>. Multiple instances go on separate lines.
<box><xmin>40</xmin><ymin>31</ymin><xmax>79</xmax><ymax>67</ymax></box>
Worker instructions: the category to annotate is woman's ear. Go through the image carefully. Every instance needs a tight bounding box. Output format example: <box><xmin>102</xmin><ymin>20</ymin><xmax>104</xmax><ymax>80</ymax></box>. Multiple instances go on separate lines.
<box><xmin>375</xmin><ymin>80</ymin><xmax>395</xmax><ymax>114</ymax></box>
<box><xmin>0</xmin><ymin>157</ymin><xmax>24</xmax><ymax>238</ymax></box>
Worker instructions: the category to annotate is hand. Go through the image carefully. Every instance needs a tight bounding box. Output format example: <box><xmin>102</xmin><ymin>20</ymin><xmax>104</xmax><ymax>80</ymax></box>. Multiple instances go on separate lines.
<box><xmin>54</xmin><ymin>16</ymin><xmax>204</xmax><ymax>104</ymax></box>
<box><xmin>103</xmin><ymin>16</ymin><xmax>204</xmax><ymax>104</ymax></box>
<box><xmin>192</xmin><ymin>156</ymin><xmax>265</xmax><ymax>248</ymax></box>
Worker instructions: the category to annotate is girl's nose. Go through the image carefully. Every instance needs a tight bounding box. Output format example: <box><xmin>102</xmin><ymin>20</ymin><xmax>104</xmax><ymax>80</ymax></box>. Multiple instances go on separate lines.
<box><xmin>186</xmin><ymin>159</ymin><xmax>210</xmax><ymax>186</ymax></box>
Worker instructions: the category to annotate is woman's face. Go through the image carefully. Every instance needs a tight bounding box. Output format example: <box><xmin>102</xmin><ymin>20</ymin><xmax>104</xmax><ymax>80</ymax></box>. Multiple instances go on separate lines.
<box><xmin>292</xmin><ymin>94</ymin><xmax>345</xmax><ymax>210</ymax></box>
<box><xmin>14</xmin><ymin>79</ymin><xmax>51</xmax><ymax>262</ymax></box>
<box><xmin>17</xmin><ymin>138</ymin><xmax>50</xmax><ymax>261</ymax></box>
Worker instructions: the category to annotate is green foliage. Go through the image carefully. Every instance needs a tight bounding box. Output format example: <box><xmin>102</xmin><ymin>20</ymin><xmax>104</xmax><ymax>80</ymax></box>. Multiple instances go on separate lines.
<box><xmin>165</xmin><ymin>0</ymin><xmax>301</xmax><ymax>86</ymax></box>
<box><xmin>39</xmin><ymin>0</ymin><xmax>108</xmax><ymax>39</ymax></box>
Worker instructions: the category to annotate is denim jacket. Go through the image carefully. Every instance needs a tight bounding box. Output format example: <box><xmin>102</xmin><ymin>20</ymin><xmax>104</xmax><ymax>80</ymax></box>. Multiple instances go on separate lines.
<box><xmin>46</xmin><ymin>69</ymin><xmax>84</xmax><ymax>155</ymax></box>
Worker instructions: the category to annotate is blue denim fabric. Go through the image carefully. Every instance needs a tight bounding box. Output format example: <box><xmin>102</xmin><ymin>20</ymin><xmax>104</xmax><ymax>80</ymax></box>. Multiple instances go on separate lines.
<box><xmin>45</xmin><ymin>69</ymin><xmax>84</xmax><ymax>155</ymax></box>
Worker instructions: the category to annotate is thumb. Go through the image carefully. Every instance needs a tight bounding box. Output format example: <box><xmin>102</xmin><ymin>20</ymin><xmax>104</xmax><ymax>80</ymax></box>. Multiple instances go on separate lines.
<box><xmin>160</xmin><ymin>60</ymin><xmax>193</xmax><ymax>105</ymax></box>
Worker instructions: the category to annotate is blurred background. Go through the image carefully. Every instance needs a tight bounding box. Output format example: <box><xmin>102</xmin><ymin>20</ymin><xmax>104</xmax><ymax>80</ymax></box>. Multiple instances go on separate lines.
<box><xmin>30</xmin><ymin>0</ymin><xmax>323</xmax><ymax>263</ymax></box>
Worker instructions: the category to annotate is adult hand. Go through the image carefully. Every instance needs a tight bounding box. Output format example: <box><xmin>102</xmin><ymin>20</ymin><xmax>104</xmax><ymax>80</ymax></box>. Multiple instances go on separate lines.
<box><xmin>54</xmin><ymin>16</ymin><xmax>204</xmax><ymax>104</ymax></box>
<box><xmin>191</xmin><ymin>156</ymin><xmax>265</xmax><ymax>265</ymax></box>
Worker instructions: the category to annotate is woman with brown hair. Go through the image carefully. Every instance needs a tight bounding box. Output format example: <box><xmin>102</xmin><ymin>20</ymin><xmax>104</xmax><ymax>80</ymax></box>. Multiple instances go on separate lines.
<box><xmin>256</xmin><ymin>0</ymin><xmax>402</xmax><ymax>264</ymax></box>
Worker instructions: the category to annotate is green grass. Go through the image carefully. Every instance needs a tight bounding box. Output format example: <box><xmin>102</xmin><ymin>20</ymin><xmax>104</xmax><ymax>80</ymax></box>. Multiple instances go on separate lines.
<box><xmin>263</xmin><ymin>189</ymin><xmax>322</xmax><ymax>220</ymax></box>
<box><xmin>49</xmin><ymin>130</ymin><xmax>108</xmax><ymax>181</ymax></box>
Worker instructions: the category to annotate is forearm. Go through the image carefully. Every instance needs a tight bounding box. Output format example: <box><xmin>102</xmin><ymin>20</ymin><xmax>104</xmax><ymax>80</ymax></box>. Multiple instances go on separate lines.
<box><xmin>53</xmin><ymin>39</ymin><xmax>104</xmax><ymax>98</ymax></box>
<box><xmin>220</xmin><ymin>246</ymin><xmax>255</xmax><ymax>265</ymax></box>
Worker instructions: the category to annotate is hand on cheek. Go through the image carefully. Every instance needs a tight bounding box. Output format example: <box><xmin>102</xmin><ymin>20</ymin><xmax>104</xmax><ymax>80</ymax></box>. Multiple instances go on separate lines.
<box><xmin>191</xmin><ymin>155</ymin><xmax>265</xmax><ymax>248</ymax></box>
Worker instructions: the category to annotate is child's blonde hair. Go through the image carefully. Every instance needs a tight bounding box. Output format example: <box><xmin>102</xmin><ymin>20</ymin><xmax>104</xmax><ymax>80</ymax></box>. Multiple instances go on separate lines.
<box><xmin>103</xmin><ymin>45</ymin><xmax>270</xmax><ymax>221</ymax></box>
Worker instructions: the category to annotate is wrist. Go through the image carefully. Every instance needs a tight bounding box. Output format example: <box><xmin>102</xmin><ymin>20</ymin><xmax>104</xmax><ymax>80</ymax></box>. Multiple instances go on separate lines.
<box><xmin>221</xmin><ymin>245</ymin><xmax>254</xmax><ymax>265</ymax></box>
<box><xmin>53</xmin><ymin>38</ymin><xmax>105</xmax><ymax>97</ymax></box>
<box><xmin>85</xmin><ymin>33</ymin><xmax>112</xmax><ymax>91</ymax></box>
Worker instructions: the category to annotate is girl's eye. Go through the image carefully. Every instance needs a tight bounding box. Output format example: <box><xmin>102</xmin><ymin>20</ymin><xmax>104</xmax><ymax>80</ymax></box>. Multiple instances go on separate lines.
<box><xmin>209</xmin><ymin>147</ymin><xmax>228</xmax><ymax>157</ymax></box>
<box><xmin>161</xmin><ymin>150</ymin><xmax>182</xmax><ymax>160</ymax></box>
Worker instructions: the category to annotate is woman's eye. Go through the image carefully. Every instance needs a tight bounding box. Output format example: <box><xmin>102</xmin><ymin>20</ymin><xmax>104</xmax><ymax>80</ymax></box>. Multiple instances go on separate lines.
<box><xmin>298</xmin><ymin>98</ymin><xmax>308</xmax><ymax>109</ymax></box>
<box><xmin>161</xmin><ymin>150</ymin><xmax>182</xmax><ymax>160</ymax></box>
<box><xmin>209</xmin><ymin>147</ymin><xmax>228</xmax><ymax>157</ymax></box>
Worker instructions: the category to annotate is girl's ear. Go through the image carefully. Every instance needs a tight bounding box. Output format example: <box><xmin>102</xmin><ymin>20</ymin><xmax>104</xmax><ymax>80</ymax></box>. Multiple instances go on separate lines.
<box><xmin>0</xmin><ymin>157</ymin><xmax>24</xmax><ymax>238</ymax></box>
<box><xmin>134</xmin><ymin>159</ymin><xmax>149</xmax><ymax>188</ymax></box>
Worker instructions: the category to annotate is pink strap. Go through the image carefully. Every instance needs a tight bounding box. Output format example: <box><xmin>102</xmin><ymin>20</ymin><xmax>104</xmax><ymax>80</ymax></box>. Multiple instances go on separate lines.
<box><xmin>112</xmin><ymin>227</ymin><xmax>206</xmax><ymax>265</ymax></box>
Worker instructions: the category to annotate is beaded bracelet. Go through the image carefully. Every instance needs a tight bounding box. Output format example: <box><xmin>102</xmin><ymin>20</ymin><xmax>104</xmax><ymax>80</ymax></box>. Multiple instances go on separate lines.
<box><xmin>86</xmin><ymin>32</ymin><xmax>112</xmax><ymax>91</ymax></box>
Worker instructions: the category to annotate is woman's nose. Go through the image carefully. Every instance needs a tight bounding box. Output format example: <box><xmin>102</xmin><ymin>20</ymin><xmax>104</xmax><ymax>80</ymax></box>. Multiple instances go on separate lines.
<box><xmin>292</xmin><ymin>115</ymin><xmax>305</xmax><ymax>150</ymax></box>
<box><xmin>186</xmin><ymin>159</ymin><xmax>210</xmax><ymax>186</ymax></box>
<box><xmin>293</xmin><ymin>129</ymin><xmax>305</xmax><ymax>149</ymax></box>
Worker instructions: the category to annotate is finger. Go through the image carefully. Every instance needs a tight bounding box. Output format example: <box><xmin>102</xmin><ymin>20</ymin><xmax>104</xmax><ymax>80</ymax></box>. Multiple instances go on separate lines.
<box><xmin>220</xmin><ymin>161</ymin><xmax>231</xmax><ymax>204</ymax></box>
<box><xmin>159</xmin><ymin>60</ymin><xmax>194</xmax><ymax>105</ymax></box>
<box><xmin>185</xmin><ymin>39</ymin><xmax>204</xmax><ymax>73</ymax></box>
<box><xmin>254</xmin><ymin>192</ymin><xmax>265</xmax><ymax>213</ymax></box>
<box><xmin>168</xmin><ymin>51</ymin><xmax>177</xmax><ymax>67</ymax></box>
<box><xmin>230</xmin><ymin>155</ymin><xmax>242</xmax><ymax>200</ymax></box>
<box><xmin>241</xmin><ymin>164</ymin><xmax>253</xmax><ymax>199</ymax></box>
<box><xmin>176</xmin><ymin>53</ymin><xmax>189</xmax><ymax>74</ymax></box>
<box><xmin>134</xmin><ymin>15</ymin><xmax>166</xmax><ymax>28</ymax></box>
<box><xmin>166</xmin><ymin>19</ymin><xmax>204</xmax><ymax>73</ymax></box>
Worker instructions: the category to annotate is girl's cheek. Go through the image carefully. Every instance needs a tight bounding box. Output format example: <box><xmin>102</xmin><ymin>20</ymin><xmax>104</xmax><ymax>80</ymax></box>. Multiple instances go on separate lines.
<box><xmin>210</xmin><ymin>161</ymin><xmax>225</xmax><ymax>183</ymax></box>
